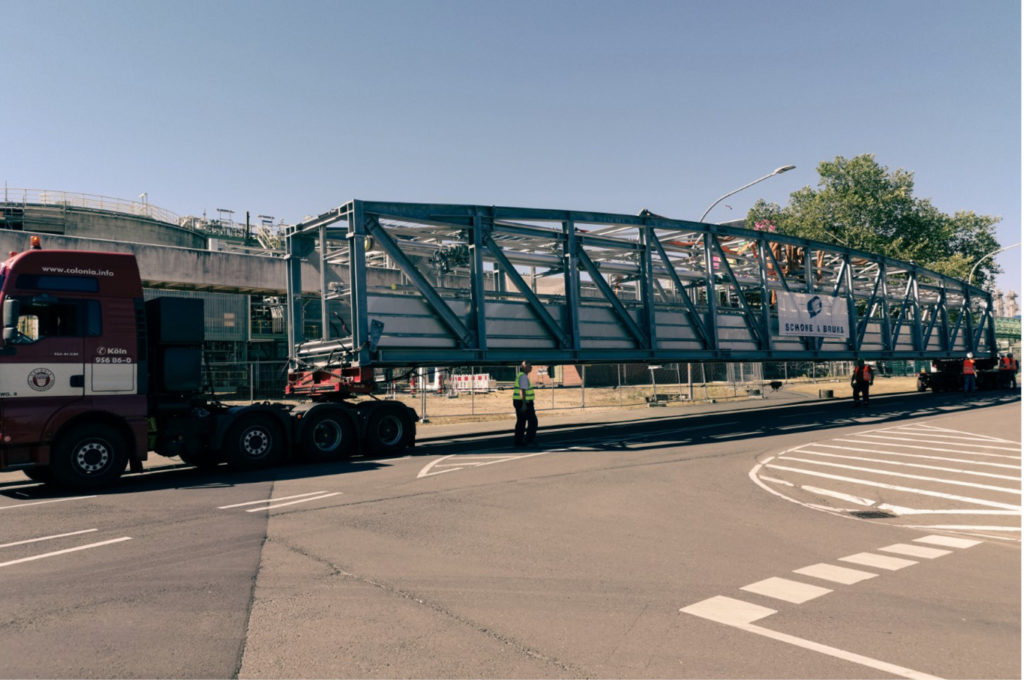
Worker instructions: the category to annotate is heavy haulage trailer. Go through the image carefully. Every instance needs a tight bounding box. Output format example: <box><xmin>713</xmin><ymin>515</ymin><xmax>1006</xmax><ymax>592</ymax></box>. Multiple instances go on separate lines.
<box><xmin>0</xmin><ymin>201</ymin><xmax>998</xmax><ymax>488</ymax></box>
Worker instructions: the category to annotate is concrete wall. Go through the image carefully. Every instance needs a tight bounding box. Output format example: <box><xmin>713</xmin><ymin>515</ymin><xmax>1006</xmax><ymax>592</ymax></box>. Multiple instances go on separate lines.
<box><xmin>8</xmin><ymin>204</ymin><xmax>208</xmax><ymax>249</ymax></box>
<box><xmin>0</xmin><ymin>229</ymin><xmax>338</xmax><ymax>295</ymax></box>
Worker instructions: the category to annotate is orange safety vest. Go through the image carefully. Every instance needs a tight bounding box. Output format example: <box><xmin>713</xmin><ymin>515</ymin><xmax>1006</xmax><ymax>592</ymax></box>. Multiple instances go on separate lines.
<box><xmin>963</xmin><ymin>359</ymin><xmax>976</xmax><ymax>375</ymax></box>
<box><xmin>1000</xmin><ymin>356</ymin><xmax>1017</xmax><ymax>371</ymax></box>
<box><xmin>854</xmin><ymin>365</ymin><xmax>872</xmax><ymax>383</ymax></box>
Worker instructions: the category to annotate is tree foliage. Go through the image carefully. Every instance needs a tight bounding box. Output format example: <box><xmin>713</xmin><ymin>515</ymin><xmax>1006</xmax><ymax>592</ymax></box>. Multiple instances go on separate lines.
<box><xmin>747</xmin><ymin>154</ymin><xmax>1001</xmax><ymax>287</ymax></box>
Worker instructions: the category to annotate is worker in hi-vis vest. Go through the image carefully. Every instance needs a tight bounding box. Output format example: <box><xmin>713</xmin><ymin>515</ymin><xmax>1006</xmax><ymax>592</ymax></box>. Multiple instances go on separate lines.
<box><xmin>851</xmin><ymin>359</ymin><xmax>873</xmax><ymax>407</ymax></box>
<box><xmin>1000</xmin><ymin>352</ymin><xmax>1018</xmax><ymax>389</ymax></box>
<box><xmin>963</xmin><ymin>352</ymin><xmax>978</xmax><ymax>393</ymax></box>
<box><xmin>513</xmin><ymin>360</ymin><xmax>538</xmax><ymax>447</ymax></box>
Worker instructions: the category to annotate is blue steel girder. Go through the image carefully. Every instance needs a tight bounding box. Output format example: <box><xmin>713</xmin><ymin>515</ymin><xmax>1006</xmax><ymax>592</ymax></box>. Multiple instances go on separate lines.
<box><xmin>285</xmin><ymin>200</ymin><xmax>996</xmax><ymax>367</ymax></box>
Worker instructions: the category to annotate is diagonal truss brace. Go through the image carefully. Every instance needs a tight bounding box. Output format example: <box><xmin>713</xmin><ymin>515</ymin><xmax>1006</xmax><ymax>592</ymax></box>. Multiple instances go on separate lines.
<box><xmin>650</xmin><ymin>237</ymin><xmax>711</xmax><ymax>349</ymax></box>
<box><xmin>483</xmin><ymin>233</ymin><xmax>570</xmax><ymax>349</ymax></box>
<box><xmin>365</xmin><ymin>216</ymin><xmax>476</xmax><ymax>349</ymax></box>
<box><xmin>710</xmin><ymin>236</ymin><xmax>768</xmax><ymax>349</ymax></box>
<box><xmin>575</xmin><ymin>247</ymin><xmax>648</xmax><ymax>348</ymax></box>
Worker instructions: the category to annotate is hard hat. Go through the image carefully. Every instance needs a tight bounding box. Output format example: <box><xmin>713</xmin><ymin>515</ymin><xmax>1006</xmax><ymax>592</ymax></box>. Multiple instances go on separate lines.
<box><xmin>966</xmin><ymin>352</ymin><xmax>973</xmax><ymax>358</ymax></box>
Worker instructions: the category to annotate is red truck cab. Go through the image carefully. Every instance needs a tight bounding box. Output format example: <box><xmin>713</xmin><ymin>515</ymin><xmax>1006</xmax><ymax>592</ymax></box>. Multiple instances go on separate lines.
<box><xmin>0</xmin><ymin>244</ymin><xmax>149</xmax><ymax>487</ymax></box>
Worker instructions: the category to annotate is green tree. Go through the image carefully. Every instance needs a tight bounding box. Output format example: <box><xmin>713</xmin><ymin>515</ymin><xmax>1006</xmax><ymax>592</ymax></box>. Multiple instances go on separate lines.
<box><xmin>747</xmin><ymin>154</ymin><xmax>1001</xmax><ymax>287</ymax></box>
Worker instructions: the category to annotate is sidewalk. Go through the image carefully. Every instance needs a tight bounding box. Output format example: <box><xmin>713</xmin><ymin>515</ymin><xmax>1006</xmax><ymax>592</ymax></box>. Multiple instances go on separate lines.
<box><xmin>416</xmin><ymin>386</ymin><xmax>823</xmax><ymax>442</ymax></box>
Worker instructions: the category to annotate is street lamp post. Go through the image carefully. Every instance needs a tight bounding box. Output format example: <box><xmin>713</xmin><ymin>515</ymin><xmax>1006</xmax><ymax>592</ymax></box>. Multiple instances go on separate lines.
<box><xmin>699</xmin><ymin>164</ymin><xmax>796</xmax><ymax>223</ymax></box>
<box><xmin>969</xmin><ymin>242</ymin><xmax>1021</xmax><ymax>286</ymax></box>
<box><xmin>691</xmin><ymin>164</ymin><xmax>796</xmax><ymax>401</ymax></box>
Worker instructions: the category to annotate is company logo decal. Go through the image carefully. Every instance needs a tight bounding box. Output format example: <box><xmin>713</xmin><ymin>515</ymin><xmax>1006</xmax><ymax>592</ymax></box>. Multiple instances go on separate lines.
<box><xmin>27</xmin><ymin>368</ymin><xmax>56</xmax><ymax>391</ymax></box>
<box><xmin>805</xmin><ymin>295</ymin><xmax>823</xmax><ymax>319</ymax></box>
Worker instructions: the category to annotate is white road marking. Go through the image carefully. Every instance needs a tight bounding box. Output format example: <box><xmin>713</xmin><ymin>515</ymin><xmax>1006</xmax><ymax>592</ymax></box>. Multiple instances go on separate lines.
<box><xmin>0</xmin><ymin>495</ymin><xmax>98</xmax><ymax>510</ymax></box>
<box><xmin>759</xmin><ymin>476</ymin><xmax>794</xmax><ymax>487</ymax></box>
<box><xmin>878</xmin><ymin>504</ymin><xmax>1018</xmax><ymax>516</ymax></box>
<box><xmin>800</xmin><ymin>485</ymin><xmax>875</xmax><ymax>506</ymax></box>
<box><xmin>902</xmin><ymin>524</ymin><xmax>1020</xmax><ymax>533</ymax></box>
<box><xmin>0</xmin><ymin>537</ymin><xmax>132</xmax><ymax>569</ymax></box>
<box><xmin>833</xmin><ymin>439</ymin><xmax>1020</xmax><ymax>460</ymax></box>
<box><xmin>878</xmin><ymin>543</ymin><xmax>951</xmax><ymax>559</ymax></box>
<box><xmin>913</xmin><ymin>535</ymin><xmax>981</xmax><ymax>548</ymax></box>
<box><xmin>417</xmin><ymin>451</ymin><xmax>551</xmax><ymax>478</ymax></box>
<box><xmin>0</xmin><ymin>528</ymin><xmax>98</xmax><ymax>550</ymax></box>
<box><xmin>681</xmin><ymin>534</ymin><xmax>980</xmax><ymax>680</ymax></box>
<box><xmin>682</xmin><ymin>596</ymin><xmax>941</xmax><ymax>680</ymax></box>
<box><xmin>776</xmin><ymin>457</ymin><xmax>1020</xmax><ymax>494</ymax></box>
<box><xmin>218</xmin><ymin>491</ymin><xmax>331</xmax><ymax>509</ymax></box>
<box><xmin>740</xmin><ymin>577</ymin><xmax>832</xmax><ymax>603</ymax></box>
<box><xmin>849</xmin><ymin>433</ymin><xmax>1020</xmax><ymax>452</ymax></box>
<box><xmin>813</xmin><ymin>443</ymin><xmax>1021</xmax><ymax>469</ymax></box>
<box><xmin>793</xmin><ymin>563</ymin><xmax>877</xmax><ymax>585</ymax></box>
<box><xmin>250</xmin><ymin>492</ymin><xmax>341</xmax><ymax>512</ymax></box>
<box><xmin>729</xmin><ymin>622</ymin><xmax>943</xmax><ymax>680</ymax></box>
<box><xmin>680</xmin><ymin>596</ymin><xmax>776</xmax><ymax>625</ymax></box>
<box><xmin>839</xmin><ymin>552</ymin><xmax>917</xmax><ymax>570</ymax></box>
<box><xmin>887</xmin><ymin>426</ymin><xmax>1019</xmax><ymax>443</ymax></box>
<box><xmin>764</xmin><ymin>463</ymin><xmax>1021</xmax><ymax>510</ymax></box>
<box><xmin>794</xmin><ymin>448</ymin><xmax>1020</xmax><ymax>480</ymax></box>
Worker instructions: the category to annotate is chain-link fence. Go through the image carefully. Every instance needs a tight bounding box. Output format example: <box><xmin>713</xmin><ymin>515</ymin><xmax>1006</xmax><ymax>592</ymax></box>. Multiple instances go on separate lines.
<box><xmin>201</xmin><ymin>359</ymin><xmax>931</xmax><ymax>418</ymax></box>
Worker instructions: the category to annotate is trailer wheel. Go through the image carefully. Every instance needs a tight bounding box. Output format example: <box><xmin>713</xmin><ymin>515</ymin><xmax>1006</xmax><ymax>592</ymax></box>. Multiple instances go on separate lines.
<box><xmin>225</xmin><ymin>416</ymin><xmax>284</xmax><ymax>469</ymax></box>
<box><xmin>363</xmin><ymin>403</ymin><xmax>413</xmax><ymax>456</ymax></box>
<box><xmin>300</xmin><ymin>409</ymin><xmax>356</xmax><ymax>462</ymax></box>
<box><xmin>49</xmin><ymin>423</ymin><xmax>128</xmax><ymax>489</ymax></box>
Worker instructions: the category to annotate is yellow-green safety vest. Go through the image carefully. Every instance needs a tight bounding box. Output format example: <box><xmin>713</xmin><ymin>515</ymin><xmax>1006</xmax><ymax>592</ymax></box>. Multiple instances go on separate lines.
<box><xmin>513</xmin><ymin>371</ymin><xmax>535</xmax><ymax>400</ymax></box>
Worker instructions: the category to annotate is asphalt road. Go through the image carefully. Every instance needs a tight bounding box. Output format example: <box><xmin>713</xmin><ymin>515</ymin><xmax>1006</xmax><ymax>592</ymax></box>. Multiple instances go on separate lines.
<box><xmin>0</xmin><ymin>390</ymin><xmax>1019</xmax><ymax>679</ymax></box>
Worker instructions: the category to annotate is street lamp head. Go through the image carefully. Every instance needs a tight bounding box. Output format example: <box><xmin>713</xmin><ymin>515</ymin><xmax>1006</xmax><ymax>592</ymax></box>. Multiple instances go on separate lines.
<box><xmin>698</xmin><ymin>164</ymin><xmax>798</xmax><ymax>223</ymax></box>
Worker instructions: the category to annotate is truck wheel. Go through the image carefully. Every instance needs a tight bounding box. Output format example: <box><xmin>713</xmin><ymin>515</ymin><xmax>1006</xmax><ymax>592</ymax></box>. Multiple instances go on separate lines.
<box><xmin>300</xmin><ymin>409</ymin><xmax>356</xmax><ymax>462</ymax></box>
<box><xmin>363</xmin><ymin>403</ymin><xmax>413</xmax><ymax>456</ymax></box>
<box><xmin>225</xmin><ymin>416</ymin><xmax>284</xmax><ymax>469</ymax></box>
<box><xmin>917</xmin><ymin>376</ymin><xmax>928</xmax><ymax>392</ymax></box>
<box><xmin>49</xmin><ymin>424</ymin><xmax>128</xmax><ymax>489</ymax></box>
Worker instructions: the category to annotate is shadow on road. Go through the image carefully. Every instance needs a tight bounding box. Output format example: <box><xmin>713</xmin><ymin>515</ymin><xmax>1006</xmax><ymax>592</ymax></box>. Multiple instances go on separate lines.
<box><xmin>415</xmin><ymin>390</ymin><xmax>1022</xmax><ymax>455</ymax></box>
<box><xmin>2</xmin><ymin>390</ymin><xmax>1017</xmax><ymax>498</ymax></box>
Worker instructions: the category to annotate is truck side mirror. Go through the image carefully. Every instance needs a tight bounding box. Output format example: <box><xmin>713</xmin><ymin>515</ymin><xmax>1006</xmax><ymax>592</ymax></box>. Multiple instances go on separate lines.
<box><xmin>2</xmin><ymin>297</ymin><xmax>19</xmax><ymax>330</ymax></box>
<box><xmin>2</xmin><ymin>298</ymin><xmax>20</xmax><ymax>347</ymax></box>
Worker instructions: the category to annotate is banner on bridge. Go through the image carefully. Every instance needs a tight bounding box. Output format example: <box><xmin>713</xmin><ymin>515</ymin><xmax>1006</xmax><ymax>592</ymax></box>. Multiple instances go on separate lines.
<box><xmin>778</xmin><ymin>292</ymin><xmax>849</xmax><ymax>338</ymax></box>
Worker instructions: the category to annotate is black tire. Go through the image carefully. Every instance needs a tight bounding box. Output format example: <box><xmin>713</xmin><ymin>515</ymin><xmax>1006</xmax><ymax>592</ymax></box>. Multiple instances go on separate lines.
<box><xmin>300</xmin><ymin>408</ymin><xmax>356</xmax><ymax>462</ymax></box>
<box><xmin>363</xmin><ymin>403</ymin><xmax>414</xmax><ymax>456</ymax></box>
<box><xmin>49</xmin><ymin>423</ymin><xmax>128</xmax><ymax>490</ymax></box>
<box><xmin>224</xmin><ymin>415</ymin><xmax>284</xmax><ymax>469</ymax></box>
<box><xmin>22</xmin><ymin>466</ymin><xmax>55</xmax><ymax>484</ymax></box>
<box><xmin>917</xmin><ymin>376</ymin><xmax>928</xmax><ymax>392</ymax></box>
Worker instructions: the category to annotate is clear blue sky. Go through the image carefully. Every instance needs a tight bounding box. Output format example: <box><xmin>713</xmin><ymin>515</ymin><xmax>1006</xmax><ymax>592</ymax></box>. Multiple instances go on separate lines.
<box><xmin>3</xmin><ymin>0</ymin><xmax>1020</xmax><ymax>294</ymax></box>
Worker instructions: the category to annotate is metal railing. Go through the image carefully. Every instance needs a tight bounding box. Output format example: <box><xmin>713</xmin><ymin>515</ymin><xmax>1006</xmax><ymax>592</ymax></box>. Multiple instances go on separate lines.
<box><xmin>2</xmin><ymin>187</ymin><xmax>182</xmax><ymax>225</ymax></box>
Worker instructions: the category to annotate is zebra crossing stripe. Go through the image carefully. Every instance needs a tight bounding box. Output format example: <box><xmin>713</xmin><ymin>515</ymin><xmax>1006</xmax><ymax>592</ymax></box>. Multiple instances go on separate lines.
<box><xmin>681</xmin><ymin>534</ymin><xmax>979</xmax><ymax>680</ymax></box>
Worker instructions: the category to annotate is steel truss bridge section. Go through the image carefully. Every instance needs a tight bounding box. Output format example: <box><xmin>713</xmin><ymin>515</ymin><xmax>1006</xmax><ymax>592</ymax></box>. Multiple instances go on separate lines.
<box><xmin>284</xmin><ymin>200</ymin><xmax>996</xmax><ymax>368</ymax></box>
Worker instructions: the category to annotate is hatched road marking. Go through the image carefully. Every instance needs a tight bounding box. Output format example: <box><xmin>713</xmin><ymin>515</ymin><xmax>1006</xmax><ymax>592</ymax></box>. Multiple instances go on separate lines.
<box><xmin>750</xmin><ymin>423</ymin><xmax>1021</xmax><ymax>541</ymax></box>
